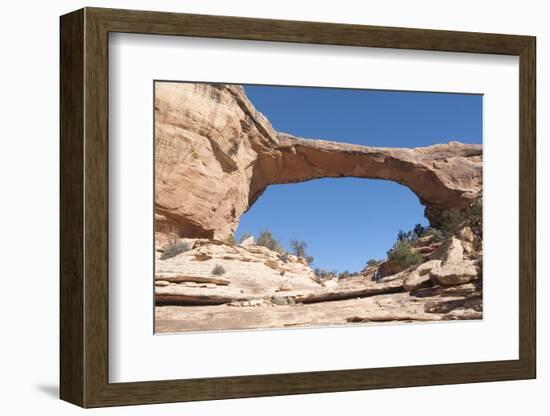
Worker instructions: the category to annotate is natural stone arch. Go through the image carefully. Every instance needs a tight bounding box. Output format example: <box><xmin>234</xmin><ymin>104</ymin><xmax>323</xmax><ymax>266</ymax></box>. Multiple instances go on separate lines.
<box><xmin>155</xmin><ymin>82</ymin><xmax>482</xmax><ymax>241</ymax></box>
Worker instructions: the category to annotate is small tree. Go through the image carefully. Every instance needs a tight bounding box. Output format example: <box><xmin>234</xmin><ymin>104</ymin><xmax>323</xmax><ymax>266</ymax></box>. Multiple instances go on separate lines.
<box><xmin>290</xmin><ymin>239</ymin><xmax>307</xmax><ymax>258</ymax></box>
<box><xmin>397</xmin><ymin>229</ymin><xmax>418</xmax><ymax>241</ymax></box>
<box><xmin>430</xmin><ymin>208</ymin><xmax>465</xmax><ymax>236</ymax></box>
<box><xmin>387</xmin><ymin>239</ymin><xmax>423</xmax><ymax>268</ymax></box>
<box><xmin>290</xmin><ymin>239</ymin><xmax>313</xmax><ymax>264</ymax></box>
<box><xmin>256</xmin><ymin>230</ymin><xmax>283</xmax><ymax>253</ymax></box>
<box><xmin>314</xmin><ymin>268</ymin><xmax>336</xmax><ymax>280</ymax></box>
<box><xmin>413</xmin><ymin>223</ymin><xmax>427</xmax><ymax>239</ymax></box>
<box><xmin>441</xmin><ymin>209</ymin><xmax>464</xmax><ymax>235</ymax></box>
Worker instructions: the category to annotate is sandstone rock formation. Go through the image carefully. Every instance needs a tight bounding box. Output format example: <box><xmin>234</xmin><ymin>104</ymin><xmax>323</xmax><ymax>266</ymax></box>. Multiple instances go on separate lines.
<box><xmin>155</xmin><ymin>228</ymin><xmax>482</xmax><ymax>332</ymax></box>
<box><xmin>155</xmin><ymin>239</ymin><xmax>320</xmax><ymax>307</ymax></box>
<box><xmin>155</xmin><ymin>82</ymin><xmax>482</xmax><ymax>241</ymax></box>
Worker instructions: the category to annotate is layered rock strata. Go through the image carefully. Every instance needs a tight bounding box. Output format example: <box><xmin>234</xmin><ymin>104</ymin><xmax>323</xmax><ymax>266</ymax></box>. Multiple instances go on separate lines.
<box><xmin>155</xmin><ymin>82</ymin><xmax>482</xmax><ymax>241</ymax></box>
<box><xmin>155</xmin><ymin>227</ymin><xmax>482</xmax><ymax>332</ymax></box>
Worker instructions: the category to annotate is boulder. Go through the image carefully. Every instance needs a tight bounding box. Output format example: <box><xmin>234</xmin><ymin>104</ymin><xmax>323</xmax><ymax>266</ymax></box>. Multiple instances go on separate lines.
<box><xmin>403</xmin><ymin>260</ymin><xmax>441</xmax><ymax>291</ymax></box>
<box><xmin>430</xmin><ymin>260</ymin><xmax>479</xmax><ymax>285</ymax></box>
<box><xmin>240</xmin><ymin>236</ymin><xmax>255</xmax><ymax>247</ymax></box>
<box><xmin>443</xmin><ymin>236</ymin><xmax>464</xmax><ymax>264</ymax></box>
<box><xmin>410</xmin><ymin>281</ymin><xmax>481</xmax><ymax>298</ymax></box>
<box><xmin>457</xmin><ymin>226</ymin><xmax>480</xmax><ymax>254</ymax></box>
<box><xmin>457</xmin><ymin>226</ymin><xmax>475</xmax><ymax>243</ymax></box>
<box><xmin>430</xmin><ymin>236</ymin><xmax>463</xmax><ymax>263</ymax></box>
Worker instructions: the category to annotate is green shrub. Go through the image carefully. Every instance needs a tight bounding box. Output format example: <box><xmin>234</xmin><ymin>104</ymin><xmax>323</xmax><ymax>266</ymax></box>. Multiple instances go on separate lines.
<box><xmin>397</xmin><ymin>230</ymin><xmax>411</xmax><ymax>241</ymax></box>
<box><xmin>413</xmin><ymin>223</ymin><xmax>427</xmax><ymax>238</ymax></box>
<box><xmin>430</xmin><ymin>208</ymin><xmax>465</xmax><ymax>236</ymax></box>
<box><xmin>398</xmin><ymin>223</ymin><xmax>431</xmax><ymax>242</ymax></box>
<box><xmin>314</xmin><ymin>268</ymin><xmax>337</xmax><ymax>280</ymax></box>
<box><xmin>160</xmin><ymin>241</ymin><xmax>190</xmax><ymax>260</ymax></box>
<box><xmin>211</xmin><ymin>264</ymin><xmax>226</xmax><ymax>275</ymax></box>
<box><xmin>423</xmin><ymin>227</ymin><xmax>444</xmax><ymax>243</ymax></box>
<box><xmin>225</xmin><ymin>233</ymin><xmax>236</xmax><ymax>246</ymax></box>
<box><xmin>256</xmin><ymin>230</ymin><xmax>284</xmax><ymax>253</ymax></box>
<box><xmin>387</xmin><ymin>239</ymin><xmax>423</xmax><ymax>268</ymax></box>
<box><xmin>290</xmin><ymin>239</ymin><xmax>314</xmax><ymax>264</ymax></box>
<box><xmin>290</xmin><ymin>239</ymin><xmax>307</xmax><ymax>258</ymax></box>
<box><xmin>339</xmin><ymin>271</ymin><xmax>350</xmax><ymax>279</ymax></box>
<box><xmin>279</xmin><ymin>252</ymin><xmax>289</xmax><ymax>263</ymax></box>
<box><xmin>469</xmin><ymin>198</ymin><xmax>483</xmax><ymax>238</ymax></box>
<box><xmin>366</xmin><ymin>259</ymin><xmax>381</xmax><ymax>268</ymax></box>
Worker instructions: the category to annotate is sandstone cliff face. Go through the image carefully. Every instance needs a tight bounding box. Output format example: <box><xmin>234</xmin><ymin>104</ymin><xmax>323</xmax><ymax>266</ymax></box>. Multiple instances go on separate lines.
<box><xmin>155</xmin><ymin>82</ymin><xmax>482</xmax><ymax>240</ymax></box>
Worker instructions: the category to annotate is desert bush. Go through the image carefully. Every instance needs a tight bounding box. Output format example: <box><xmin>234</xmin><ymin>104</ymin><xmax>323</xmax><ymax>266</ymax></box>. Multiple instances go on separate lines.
<box><xmin>314</xmin><ymin>268</ymin><xmax>338</xmax><ymax>280</ymax></box>
<box><xmin>339</xmin><ymin>271</ymin><xmax>350</xmax><ymax>279</ymax></box>
<box><xmin>429</xmin><ymin>208</ymin><xmax>465</xmax><ymax>236</ymax></box>
<box><xmin>256</xmin><ymin>230</ymin><xmax>284</xmax><ymax>253</ymax></box>
<box><xmin>468</xmin><ymin>198</ymin><xmax>483</xmax><ymax>238</ymax></box>
<box><xmin>366</xmin><ymin>259</ymin><xmax>381</xmax><ymax>268</ymax></box>
<box><xmin>279</xmin><ymin>252</ymin><xmax>289</xmax><ymax>263</ymax></box>
<box><xmin>225</xmin><ymin>233</ymin><xmax>236</xmax><ymax>246</ymax></box>
<box><xmin>413</xmin><ymin>223</ymin><xmax>427</xmax><ymax>238</ymax></box>
<box><xmin>211</xmin><ymin>264</ymin><xmax>226</xmax><ymax>275</ymax></box>
<box><xmin>397</xmin><ymin>230</ymin><xmax>410</xmax><ymax>241</ymax></box>
<box><xmin>387</xmin><ymin>239</ymin><xmax>423</xmax><ymax>268</ymax></box>
<box><xmin>290</xmin><ymin>239</ymin><xmax>307</xmax><ymax>258</ymax></box>
<box><xmin>397</xmin><ymin>223</ymin><xmax>430</xmax><ymax>242</ymax></box>
<box><xmin>290</xmin><ymin>239</ymin><xmax>314</xmax><ymax>264</ymax></box>
<box><xmin>440</xmin><ymin>209</ymin><xmax>465</xmax><ymax>235</ymax></box>
<box><xmin>160</xmin><ymin>241</ymin><xmax>190</xmax><ymax>260</ymax></box>
<box><xmin>423</xmin><ymin>227</ymin><xmax>444</xmax><ymax>243</ymax></box>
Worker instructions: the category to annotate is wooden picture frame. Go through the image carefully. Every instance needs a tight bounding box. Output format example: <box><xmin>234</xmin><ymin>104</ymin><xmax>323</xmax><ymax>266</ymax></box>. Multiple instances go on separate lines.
<box><xmin>60</xmin><ymin>7</ymin><xmax>536</xmax><ymax>408</ymax></box>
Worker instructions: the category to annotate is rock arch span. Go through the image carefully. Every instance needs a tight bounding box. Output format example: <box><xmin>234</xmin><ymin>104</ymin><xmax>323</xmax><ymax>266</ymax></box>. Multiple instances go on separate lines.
<box><xmin>155</xmin><ymin>82</ymin><xmax>482</xmax><ymax>241</ymax></box>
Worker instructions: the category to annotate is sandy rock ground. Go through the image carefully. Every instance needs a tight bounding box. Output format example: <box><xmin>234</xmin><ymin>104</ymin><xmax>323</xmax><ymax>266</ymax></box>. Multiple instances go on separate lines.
<box><xmin>155</xmin><ymin>230</ymin><xmax>482</xmax><ymax>333</ymax></box>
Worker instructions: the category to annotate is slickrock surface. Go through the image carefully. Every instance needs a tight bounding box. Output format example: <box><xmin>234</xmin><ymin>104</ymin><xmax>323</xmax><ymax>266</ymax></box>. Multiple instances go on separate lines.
<box><xmin>155</xmin><ymin>82</ymin><xmax>482</xmax><ymax>241</ymax></box>
<box><xmin>155</xmin><ymin>240</ymin><xmax>320</xmax><ymax>306</ymax></box>
<box><xmin>155</xmin><ymin>228</ymin><xmax>482</xmax><ymax>333</ymax></box>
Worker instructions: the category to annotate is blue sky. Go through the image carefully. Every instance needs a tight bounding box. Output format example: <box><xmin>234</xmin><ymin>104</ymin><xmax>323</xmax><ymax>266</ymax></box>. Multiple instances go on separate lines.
<box><xmin>236</xmin><ymin>85</ymin><xmax>482</xmax><ymax>272</ymax></box>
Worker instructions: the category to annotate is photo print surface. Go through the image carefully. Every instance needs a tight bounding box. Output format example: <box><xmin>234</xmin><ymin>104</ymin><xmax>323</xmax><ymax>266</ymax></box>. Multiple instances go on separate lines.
<box><xmin>154</xmin><ymin>82</ymin><xmax>483</xmax><ymax>334</ymax></box>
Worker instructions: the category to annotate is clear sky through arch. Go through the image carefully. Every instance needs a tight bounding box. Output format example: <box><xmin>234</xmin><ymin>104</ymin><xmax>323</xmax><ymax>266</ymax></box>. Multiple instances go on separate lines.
<box><xmin>236</xmin><ymin>85</ymin><xmax>482</xmax><ymax>272</ymax></box>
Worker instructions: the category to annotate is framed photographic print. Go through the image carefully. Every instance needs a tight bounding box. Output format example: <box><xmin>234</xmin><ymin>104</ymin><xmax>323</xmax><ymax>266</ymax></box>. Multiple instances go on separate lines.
<box><xmin>60</xmin><ymin>7</ymin><xmax>536</xmax><ymax>408</ymax></box>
